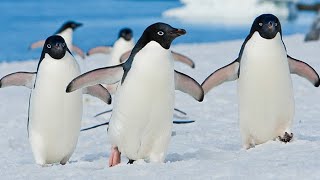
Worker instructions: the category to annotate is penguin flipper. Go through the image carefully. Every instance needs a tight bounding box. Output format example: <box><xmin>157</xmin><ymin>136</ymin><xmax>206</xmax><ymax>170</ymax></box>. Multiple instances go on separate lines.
<box><xmin>83</xmin><ymin>84</ymin><xmax>112</xmax><ymax>104</ymax></box>
<box><xmin>66</xmin><ymin>64</ymin><xmax>124</xmax><ymax>93</ymax></box>
<box><xmin>171</xmin><ymin>51</ymin><xmax>195</xmax><ymax>68</ymax></box>
<box><xmin>72</xmin><ymin>45</ymin><xmax>85</xmax><ymax>59</ymax></box>
<box><xmin>87</xmin><ymin>46</ymin><xmax>113</xmax><ymax>56</ymax></box>
<box><xmin>288</xmin><ymin>55</ymin><xmax>320</xmax><ymax>87</ymax></box>
<box><xmin>119</xmin><ymin>50</ymin><xmax>131</xmax><ymax>63</ymax></box>
<box><xmin>29</xmin><ymin>40</ymin><xmax>45</xmax><ymax>50</ymax></box>
<box><xmin>0</xmin><ymin>72</ymin><xmax>36</xmax><ymax>89</ymax></box>
<box><xmin>201</xmin><ymin>60</ymin><xmax>240</xmax><ymax>94</ymax></box>
<box><xmin>174</xmin><ymin>70</ymin><xmax>204</xmax><ymax>102</ymax></box>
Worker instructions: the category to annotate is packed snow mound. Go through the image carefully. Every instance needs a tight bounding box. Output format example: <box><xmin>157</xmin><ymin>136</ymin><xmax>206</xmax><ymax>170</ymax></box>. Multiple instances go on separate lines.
<box><xmin>163</xmin><ymin>0</ymin><xmax>298</xmax><ymax>24</ymax></box>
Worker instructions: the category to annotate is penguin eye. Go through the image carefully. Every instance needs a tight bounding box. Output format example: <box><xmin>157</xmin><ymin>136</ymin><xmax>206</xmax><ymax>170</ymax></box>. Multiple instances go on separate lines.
<box><xmin>62</xmin><ymin>43</ymin><xmax>66</xmax><ymax>47</ymax></box>
<box><xmin>275</xmin><ymin>23</ymin><xmax>278</xmax><ymax>27</ymax></box>
<box><xmin>259</xmin><ymin>22</ymin><xmax>263</xmax><ymax>27</ymax></box>
<box><xmin>157</xmin><ymin>31</ymin><xmax>164</xmax><ymax>36</ymax></box>
<box><xmin>47</xmin><ymin>44</ymin><xmax>51</xmax><ymax>49</ymax></box>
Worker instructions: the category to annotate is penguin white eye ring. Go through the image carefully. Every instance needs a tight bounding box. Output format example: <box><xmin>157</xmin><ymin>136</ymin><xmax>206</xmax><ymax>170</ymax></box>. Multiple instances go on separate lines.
<box><xmin>157</xmin><ymin>31</ymin><xmax>164</xmax><ymax>36</ymax></box>
<box><xmin>259</xmin><ymin>22</ymin><xmax>263</xmax><ymax>26</ymax></box>
<box><xmin>275</xmin><ymin>23</ymin><xmax>278</xmax><ymax>26</ymax></box>
<box><xmin>47</xmin><ymin>44</ymin><xmax>51</xmax><ymax>48</ymax></box>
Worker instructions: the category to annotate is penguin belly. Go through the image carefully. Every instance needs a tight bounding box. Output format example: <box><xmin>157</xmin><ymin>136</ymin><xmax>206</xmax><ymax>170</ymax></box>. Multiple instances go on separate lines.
<box><xmin>108</xmin><ymin>41</ymin><xmax>174</xmax><ymax>162</ymax></box>
<box><xmin>238</xmin><ymin>33</ymin><xmax>294</xmax><ymax>146</ymax></box>
<box><xmin>57</xmin><ymin>28</ymin><xmax>73</xmax><ymax>51</ymax></box>
<box><xmin>29</xmin><ymin>53</ymin><xmax>82</xmax><ymax>165</ymax></box>
<box><xmin>109</xmin><ymin>38</ymin><xmax>134</xmax><ymax>66</ymax></box>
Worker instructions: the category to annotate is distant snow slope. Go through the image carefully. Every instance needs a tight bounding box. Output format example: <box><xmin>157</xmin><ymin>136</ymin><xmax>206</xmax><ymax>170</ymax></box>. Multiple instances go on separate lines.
<box><xmin>163</xmin><ymin>0</ymin><xmax>298</xmax><ymax>24</ymax></box>
<box><xmin>0</xmin><ymin>35</ymin><xmax>320</xmax><ymax>179</ymax></box>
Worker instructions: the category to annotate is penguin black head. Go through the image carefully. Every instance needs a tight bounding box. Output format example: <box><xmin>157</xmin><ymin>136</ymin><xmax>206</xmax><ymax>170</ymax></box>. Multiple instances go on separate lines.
<box><xmin>119</xmin><ymin>28</ymin><xmax>133</xmax><ymax>41</ymax></box>
<box><xmin>141</xmin><ymin>22</ymin><xmax>186</xmax><ymax>49</ymax></box>
<box><xmin>250</xmin><ymin>14</ymin><xmax>282</xmax><ymax>39</ymax></box>
<box><xmin>55</xmin><ymin>21</ymin><xmax>83</xmax><ymax>34</ymax></box>
<box><xmin>42</xmin><ymin>35</ymin><xmax>69</xmax><ymax>59</ymax></box>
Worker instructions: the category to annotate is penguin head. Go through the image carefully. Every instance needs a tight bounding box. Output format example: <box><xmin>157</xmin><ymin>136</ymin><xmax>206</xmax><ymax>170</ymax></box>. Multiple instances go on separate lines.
<box><xmin>55</xmin><ymin>21</ymin><xmax>83</xmax><ymax>34</ymax></box>
<box><xmin>42</xmin><ymin>35</ymin><xmax>69</xmax><ymax>59</ymax></box>
<box><xmin>142</xmin><ymin>22</ymin><xmax>186</xmax><ymax>49</ymax></box>
<box><xmin>250</xmin><ymin>14</ymin><xmax>281</xmax><ymax>39</ymax></box>
<box><xmin>119</xmin><ymin>28</ymin><xmax>133</xmax><ymax>41</ymax></box>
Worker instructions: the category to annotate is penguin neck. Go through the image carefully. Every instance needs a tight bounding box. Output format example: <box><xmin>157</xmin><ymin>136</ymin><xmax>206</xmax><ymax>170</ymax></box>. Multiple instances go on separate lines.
<box><xmin>57</xmin><ymin>28</ymin><xmax>73</xmax><ymax>49</ymax></box>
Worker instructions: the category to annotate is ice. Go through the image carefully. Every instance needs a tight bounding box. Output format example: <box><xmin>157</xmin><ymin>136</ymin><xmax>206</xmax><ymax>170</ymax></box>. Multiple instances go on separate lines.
<box><xmin>163</xmin><ymin>0</ymin><xmax>298</xmax><ymax>24</ymax></box>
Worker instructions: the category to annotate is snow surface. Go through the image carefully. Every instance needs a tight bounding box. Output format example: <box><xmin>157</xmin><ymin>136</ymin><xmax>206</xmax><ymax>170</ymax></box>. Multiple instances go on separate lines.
<box><xmin>0</xmin><ymin>34</ymin><xmax>320</xmax><ymax>179</ymax></box>
<box><xmin>163</xmin><ymin>0</ymin><xmax>298</xmax><ymax>24</ymax></box>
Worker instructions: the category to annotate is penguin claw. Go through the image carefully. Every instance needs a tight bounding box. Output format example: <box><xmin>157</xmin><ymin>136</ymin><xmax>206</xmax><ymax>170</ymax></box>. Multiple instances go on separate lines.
<box><xmin>127</xmin><ymin>159</ymin><xmax>135</xmax><ymax>164</ymax></box>
<box><xmin>278</xmin><ymin>132</ymin><xmax>293</xmax><ymax>143</ymax></box>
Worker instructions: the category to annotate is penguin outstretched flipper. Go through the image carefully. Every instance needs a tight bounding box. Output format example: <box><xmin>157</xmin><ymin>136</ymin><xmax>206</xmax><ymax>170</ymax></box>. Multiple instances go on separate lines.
<box><xmin>119</xmin><ymin>50</ymin><xmax>195</xmax><ymax>68</ymax></box>
<box><xmin>171</xmin><ymin>51</ymin><xmax>195</xmax><ymax>68</ymax></box>
<box><xmin>72</xmin><ymin>45</ymin><xmax>85</xmax><ymax>59</ymax></box>
<box><xmin>0</xmin><ymin>72</ymin><xmax>37</xmax><ymax>89</ymax></box>
<box><xmin>287</xmin><ymin>56</ymin><xmax>320</xmax><ymax>87</ymax></box>
<box><xmin>29</xmin><ymin>40</ymin><xmax>46</xmax><ymax>50</ymax></box>
<box><xmin>83</xmin><ymin>84</ymin><xmax>112</xmax><ymax>104</ymax></box>
<box><xmin>119</xmin><ymin>50</ymin><xmax>131</xmax><ymax>63</ymax></box>
<box><xmin>174</xmin><ymin>70</ymin><xmax>204</xmax><ymax>102</ymax></box>
<box><xmin>87</xmin><ymin>46</ymin><xmax>113</xmax><ymax>56</ymax></box>
<box><xmin>201</xmin><ymin>59</ymin><xmax>240</xmax><ymax>95</ymax></box>
<box><xmin>66</xmin><ymin>64</ymin><xmax>124</xmax><ymax>93</ymax></box>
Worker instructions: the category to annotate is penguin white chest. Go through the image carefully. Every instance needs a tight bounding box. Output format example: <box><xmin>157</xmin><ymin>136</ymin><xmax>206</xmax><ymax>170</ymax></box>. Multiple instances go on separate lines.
<box><xmin>238</xmin><ymin>32</ymin><xmax>294</xmax><ymax>145</ymax></box>
<box><xmin>109</xmin><ymin>41</ymin><xmax>175</xmax><ymax>161</ymax></box>
<box><xmin>110</xmin><ymin>38</ymin><xmax>134</xmax><ymax>65</ymax></box>
<box><xmin>57</xmin><ymin>28</ymin><xmax>73</xmax><ymax>50</ymax></box>
<box><xmin>29</xmin><ymin>52</ymin><xmax>82</xmax><ymax>165</ymax></box>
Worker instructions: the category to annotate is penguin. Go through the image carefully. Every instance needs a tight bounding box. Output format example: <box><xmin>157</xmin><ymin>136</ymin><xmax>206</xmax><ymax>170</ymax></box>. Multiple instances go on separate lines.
<box><xmin>0</xmin><ymin>35</ymin><xmax>111</xmax><ymax>165</ymax></box>
<box><xmin>87</xmin><ymin>28</ymin><xmax>135</xmax><ymax>66</ymax></box>
<box><xmin>29</xmin><ymin>21</ymin><xmax>85</xmax><ymax>59</ymax></box>
<box><xmin>201</xmin><ymin>14</ymin><xmax>320</xmax><ymax>149</ymax></box>
<box><xmin>66</xmin><ymin>22</ymin><xmax>204</xmax><ymax>167</ymax></box>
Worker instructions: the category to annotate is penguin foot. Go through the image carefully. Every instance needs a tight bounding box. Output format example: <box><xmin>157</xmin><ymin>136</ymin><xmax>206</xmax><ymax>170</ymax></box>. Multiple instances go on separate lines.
<box><xmin>278</xmin><ymin>132</ymin><xmax>293</xmax><ymax>143</ymax></box>
<box><xmin>108</xmin><ymin>146</ymin><xmax>121</xmax><ymax>167</ymax></box>
<box><xmin>127</xmin><ymin>159</ymin><xmax>135</xmax><ymax>164</ymax></box>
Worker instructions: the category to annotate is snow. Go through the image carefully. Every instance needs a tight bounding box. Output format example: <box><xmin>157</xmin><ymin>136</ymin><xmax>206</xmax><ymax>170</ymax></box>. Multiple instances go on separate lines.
<box><xmin>0</xmin><ymin>34</ymin><xmax>320</xmax><ymax>179</ymax></box>
<box><xmin>163</xmin><ymin>0</ymin><xmax>298</xmax><ymax>24</ymax></box>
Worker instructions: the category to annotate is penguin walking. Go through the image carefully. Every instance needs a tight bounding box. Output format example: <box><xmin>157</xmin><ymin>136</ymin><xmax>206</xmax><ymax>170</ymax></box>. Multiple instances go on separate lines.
<box><xmin>29</xmin><ymin>21</ymin><xmax>85</xmax><ymax>59</ymax></box>
<box><xmin>66</xmin><ymin>22</ymin><xmax>204</xmax><ymax>167</ymax></box>
<box><xmin>0</xmin><ymin>35</ymin><xmax>111</xmax><ymax>165</ymax></box>
<box><xmin>202</xmin><ymin>14</ymin><xmax>320</xmax><ymax>149</ymax></box>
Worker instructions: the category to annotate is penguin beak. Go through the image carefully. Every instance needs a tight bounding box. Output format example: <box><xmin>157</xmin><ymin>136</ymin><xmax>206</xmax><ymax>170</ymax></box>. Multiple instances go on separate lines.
<box><xmin>172</xmin><ymin>29</ymin><xmax>186</xmax><ymax>36</ymax></box>
<box><xmin>54</xmin><ymin>42</ymin><xmax>66</xmax><ymax>49</ymax></box>
<box><xmin>74</xmin><ymin>22</ymin><xmax>83</xmax><ymax>29</ymax></box>
<box><xmin>267</xmin><ymin>21</ymin><xmax>275</xmax><ymax>31</ymax></box>
<box><xmin>124</xmin><ymin>33</ymin><xmax>133</xmax><ymax>41</ymax></box>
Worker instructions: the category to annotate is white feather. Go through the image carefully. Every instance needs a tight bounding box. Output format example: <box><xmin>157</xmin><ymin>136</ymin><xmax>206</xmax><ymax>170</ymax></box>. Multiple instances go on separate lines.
<box><xmin>57</xmin><ymin>28</ymin><xmax>73</xmax><ymax>50</ymax></box>
<box><xmin>109</xmin><ymin>37</ymin><xmax>134</xmax><ymax>66</ymax></box>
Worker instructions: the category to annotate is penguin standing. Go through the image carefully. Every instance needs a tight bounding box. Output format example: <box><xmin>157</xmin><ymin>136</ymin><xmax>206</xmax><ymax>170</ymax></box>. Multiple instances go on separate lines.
<box><xmin>202</xmin><ymin>14</ymin><xmax>320</xmax><ymax>149</ymax></box>
<box><xmin>87</xmin><ymin>28</ymin><xmax>134</xmax><ymax>66</ymax></box>
<box><xmin>29</xmin><ymin>21</ymin><xmax>85</xmax><ymax>59</ymax></box>
<box><xmin>0</xmin><ymin>35</ymin><xmax>111</xmax><ymax>165</ymax></box>
<box><xmin>66</xmin><ymin>22</ymin><xmax>204</xmax><ymax>167</ymax></box>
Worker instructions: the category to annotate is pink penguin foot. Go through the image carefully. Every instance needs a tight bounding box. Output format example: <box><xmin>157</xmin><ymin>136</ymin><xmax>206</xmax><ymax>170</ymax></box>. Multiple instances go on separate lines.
<box><xmin>108</xmin><ymin>146</ymin><xmax>121</xmax><ymax>167</ymax></box>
